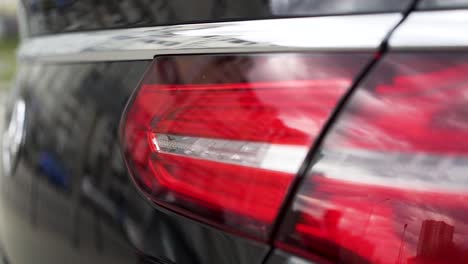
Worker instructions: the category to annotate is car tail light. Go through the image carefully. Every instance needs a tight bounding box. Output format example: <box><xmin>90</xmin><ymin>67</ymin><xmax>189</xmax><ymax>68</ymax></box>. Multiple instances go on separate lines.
<box><xmin>277</xmin><ymin>53</ymin><xmax>468</xmax><ymax>263</ymax></box>
<box><xmin>120</xmin><ymin>53</ymin><xmax>371</xmax><ymax>239</ymax></box>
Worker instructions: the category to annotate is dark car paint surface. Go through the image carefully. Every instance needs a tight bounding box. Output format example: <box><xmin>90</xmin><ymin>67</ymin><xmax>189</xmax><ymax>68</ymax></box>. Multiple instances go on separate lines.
<box><xmin>20</xmin><ymin>0</ymin><xmax>412</xmax><ymax>37</ymax></box>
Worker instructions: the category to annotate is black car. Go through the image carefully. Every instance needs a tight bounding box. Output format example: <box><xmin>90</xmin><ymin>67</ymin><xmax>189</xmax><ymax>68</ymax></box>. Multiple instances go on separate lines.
<box><xmin>2</xmin><ymin>1</ymin><xmax>468</xmax><ymax>263</ymax></box>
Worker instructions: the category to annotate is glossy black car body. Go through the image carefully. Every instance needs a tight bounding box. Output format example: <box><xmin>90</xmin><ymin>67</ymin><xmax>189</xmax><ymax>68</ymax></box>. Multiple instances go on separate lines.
<box><xmin>2</xmin><ymin>1</ymin><xmax>468</xmax><ymax>264</ymax></box>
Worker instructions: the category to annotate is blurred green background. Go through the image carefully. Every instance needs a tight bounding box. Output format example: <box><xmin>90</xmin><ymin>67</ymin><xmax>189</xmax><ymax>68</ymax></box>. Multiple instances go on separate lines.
<box><xmin>0</xmin><ymin>0</ymin><xmax>18</xmax><ymax>91</ymax></box>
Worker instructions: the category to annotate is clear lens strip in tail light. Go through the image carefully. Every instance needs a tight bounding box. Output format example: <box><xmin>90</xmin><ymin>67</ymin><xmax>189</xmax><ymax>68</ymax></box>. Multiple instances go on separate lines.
<box><xmin>151</xmin><ymin>133</ymin><xmax>308</xmax><ymax>173</ymax></box>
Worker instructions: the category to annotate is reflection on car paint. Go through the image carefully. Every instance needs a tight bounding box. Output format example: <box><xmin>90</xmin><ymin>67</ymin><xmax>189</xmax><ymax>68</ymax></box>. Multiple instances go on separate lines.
<box><xmin>21</xmin><ymin>0</ymin><xmax>412</xmax><ymax>37</ymax></box>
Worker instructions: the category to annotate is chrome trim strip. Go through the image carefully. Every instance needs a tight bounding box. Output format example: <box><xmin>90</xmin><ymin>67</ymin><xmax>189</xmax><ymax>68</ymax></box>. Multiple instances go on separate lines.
<box><xmin>313</xmin><ymin>147</ymin><xmax>468</xmax><ymax>192</ymax></box>
<box><xmin>19</xmin><ymin>14</ymin><xmax>402</xmax><ymax>62</ymax></box>
<box><xmin>390</xmin><ymin>10</ymin><xmax>468</xmax><ymax>50</ymax></box>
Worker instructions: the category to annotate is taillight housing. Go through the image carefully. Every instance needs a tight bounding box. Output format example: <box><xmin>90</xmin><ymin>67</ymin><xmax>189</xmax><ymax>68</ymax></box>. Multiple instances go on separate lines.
<box><xmin>120</xmin><ymin>53</ymin><xmax>370</xmax><ymax>239</ymax></box>
<box><xmin>277</xmin><ymin>53</ymin><xmax>468</xmax><ymax>263</ymax></box>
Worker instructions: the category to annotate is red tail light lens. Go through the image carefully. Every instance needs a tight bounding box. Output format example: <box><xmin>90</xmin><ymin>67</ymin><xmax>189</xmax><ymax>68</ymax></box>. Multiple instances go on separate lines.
<box><xmin>121</xmin><ymin>54</ymin><xmax>370</xmax><ymax>239</ymax></box>
<box><xmin>277</xmin><ymin>53</ymin><xmax>468</xmax><ymax>262</ymax></box>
